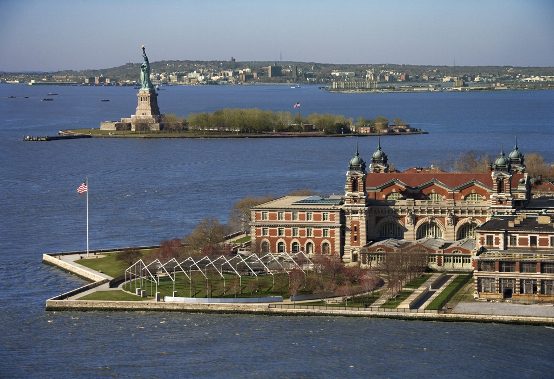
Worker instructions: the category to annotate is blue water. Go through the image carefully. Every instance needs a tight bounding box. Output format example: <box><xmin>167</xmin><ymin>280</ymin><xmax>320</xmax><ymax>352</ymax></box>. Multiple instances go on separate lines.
<box><xmin>1</xmin><ymin>84</ymin><xmax>553</xmax><ymax>378</ymax></box>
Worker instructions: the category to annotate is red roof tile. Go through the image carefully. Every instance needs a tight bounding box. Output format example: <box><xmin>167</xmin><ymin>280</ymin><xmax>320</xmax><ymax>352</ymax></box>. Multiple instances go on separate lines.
<box><xmin>365</xmin><ymin>170</ymin><xmax>524</xmax><ymax>191</ymax></box>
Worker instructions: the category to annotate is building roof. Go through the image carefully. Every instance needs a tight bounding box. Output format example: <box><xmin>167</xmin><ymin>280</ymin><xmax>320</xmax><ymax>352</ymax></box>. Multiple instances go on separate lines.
<box><xmin>365</xmin><ymin>170</ymin><xmax>525</xmax><ymax>191</ymax></box>
<box><xmin>476</xmin><ymin>215</ymin><xmax>554</xmax><ymax>233</ymax></box>
<box><xmin>444</xmin><ymin>238</ymin><xmax>476</xmax><ymax>251</ymax></box>
<box><xmin>476</xmin><ymin>249</ymin><xmax>554</xmax><ymax>260</ymax></box>
<box><xmin>253</xmin><ymin>195</ymin><xmax>343</xmax><ymax>210</ymax></box>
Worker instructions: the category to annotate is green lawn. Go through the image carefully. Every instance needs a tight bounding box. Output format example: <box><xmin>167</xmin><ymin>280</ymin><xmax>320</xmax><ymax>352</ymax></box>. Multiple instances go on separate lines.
<box><xmin>76</xmin><ymin>249</ymin><xmax>155</xmax><ymax>278</ymax></box>
<box><xmin>404</xmin><ymin>274</ymin><xmax>432</xmax><ymax>289</ymax></box>
<box><xmin>231</xmin><ymin>235</ymin><xmax>251</xmax><ymax>244</ymax></box>
<box><xmin>426</xmin><ymin>275</ymin><xmax>472</xmax><ymax>310</ymax></box>
<box><xmin>78</xmin><ymin>290</ymin><xmax>150</xmax><ymax>301</ymax></box>
<box><xmin>382</xmin><ymin>290</ymin><xmax>413</xmax><ymax>308</ymax></box>
<box><xmin>122</xmin><ymin>271</ymin><xmax>295</xmax><ymax>298</ymax></box>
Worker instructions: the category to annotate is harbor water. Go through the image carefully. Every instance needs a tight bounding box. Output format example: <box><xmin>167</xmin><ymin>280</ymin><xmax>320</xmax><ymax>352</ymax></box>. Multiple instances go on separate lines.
<box><xmin>1</xmin><ymin>84</ymin><xmax>553</xmax><ymax>378</ymax></box>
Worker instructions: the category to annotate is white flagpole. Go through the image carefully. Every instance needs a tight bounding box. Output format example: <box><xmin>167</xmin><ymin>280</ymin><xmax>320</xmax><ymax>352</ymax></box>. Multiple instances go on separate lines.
<box><xmin>86</xmin><ymin>177</ymin><xmax>89</xmax><ymax>257</ymax></box>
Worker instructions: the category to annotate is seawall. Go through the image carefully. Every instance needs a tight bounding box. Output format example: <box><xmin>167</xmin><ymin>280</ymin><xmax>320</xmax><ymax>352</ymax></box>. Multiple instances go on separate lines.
<box><xmin>44</xmin><ymin>300</ymin><xmax>554</xmax><ymax>326</ymax></box>
<box><xmin>43</xmin><ymin>253</ymin><xmax>108</xmax><ymax>282</ymax></box>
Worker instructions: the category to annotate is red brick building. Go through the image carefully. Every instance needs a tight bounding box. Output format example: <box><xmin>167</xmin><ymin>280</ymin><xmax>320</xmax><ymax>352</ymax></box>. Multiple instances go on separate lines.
<box><xmin>474</xmin><ymin>214</ymin><xmax>554</xmax><ymax>302</ymax></box>
<box><xmin>251</xmin><ymin>140</ymin><xmax>532</xmax><ymax>264</ymax></box>
<box><xmin>250</xmin><ymin>196</ymin><xmax>343</xmax><ymax>256</ymax></box>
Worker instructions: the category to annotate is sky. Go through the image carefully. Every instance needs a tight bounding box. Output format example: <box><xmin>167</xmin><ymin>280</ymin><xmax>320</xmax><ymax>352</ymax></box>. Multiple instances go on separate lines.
<box><xmin>0</xmin><ymin>0</ymin><xmax>553</xmax><ymax>71</ymax></box>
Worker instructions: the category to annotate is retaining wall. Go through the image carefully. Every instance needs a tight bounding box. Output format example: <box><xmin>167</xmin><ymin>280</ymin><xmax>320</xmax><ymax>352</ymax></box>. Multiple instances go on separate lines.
<box><xmin>43</xmin><ymin>300</ymin><xmax>554</xmax><ymax>325</ymax></box>
<box><xmin>42</xmin><ymin>254</ymin><xmax>108</xmax><ymax>282</ymax></box>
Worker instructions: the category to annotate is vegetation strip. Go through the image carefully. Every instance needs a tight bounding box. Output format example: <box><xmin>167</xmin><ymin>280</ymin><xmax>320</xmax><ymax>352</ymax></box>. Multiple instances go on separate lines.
<box><xmin>426</xmin><ymin>275</ymin><xmax>472</xmax><ymax>310</ymax></box>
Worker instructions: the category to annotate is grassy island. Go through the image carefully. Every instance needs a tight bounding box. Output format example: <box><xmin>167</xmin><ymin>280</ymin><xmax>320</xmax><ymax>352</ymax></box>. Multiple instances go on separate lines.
<box><xmin>66</xmin><ymin>108</ymin><xmax>426</xmax><ymax>138</ymax></box>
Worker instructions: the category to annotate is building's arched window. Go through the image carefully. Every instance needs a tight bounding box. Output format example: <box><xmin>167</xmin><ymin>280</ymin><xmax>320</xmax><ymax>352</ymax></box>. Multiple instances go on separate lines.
<box><xmin>464</xmin><ymin>193</ymin><xmax>483</xmax><ymax>203</ymax></box>
<box><xmin>322</xmin><ymin>242</ymin><xmax>330</xmax><ymax>255</ymax></box>
<box><xmin>351</xmin><ymin>178</ymin><xmax>358</xmax><ymax>192</ymax></box>
<box><xmin>261</xmin><ymin>241</ymin><xmax>270</xmax><ymax>254</ymax></box>
<box><xmin>428</xmin><ymin>193</ymin><xmax>443</xmax><ymax>202</ymax></box>
<box><xmin>277</xmin><ymin>241</ymin><xmax>286</xmax><ymax>253</ymax></box>
<box><xmin>457</xmin><ymin>222</ymin><xmax>478</xmax><ymax>240</ymax></box>
<box><xmin>291</xmin><ymin>241</ymin><xmax>300</xmax><ymax>253</ymax></box>
<box><xmin>379</xmin><ymin>221</ymin><xmax>404</xmax><ymax>239</ymax></box>
<box><xmin>386</xmin><ymin>192</ymin><xmax>403</xmax><ymax>201</ymax></box>
<box><xmin>306</xmin><ymin>242</ymin><xmax>314</xmax><ymax>255</ymax></box>
<box><xmin>416</xmin><ymin>221</ymin><xmax>443</xmax><ymax>239</ymax></box>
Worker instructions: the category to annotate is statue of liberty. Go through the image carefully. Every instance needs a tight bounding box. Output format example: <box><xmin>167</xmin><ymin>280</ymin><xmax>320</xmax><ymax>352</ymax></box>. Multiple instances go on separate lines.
<box><xmin>140</xmin><ymin>45</ymin><xmax>154</xmax><ymax>90</ymax></box>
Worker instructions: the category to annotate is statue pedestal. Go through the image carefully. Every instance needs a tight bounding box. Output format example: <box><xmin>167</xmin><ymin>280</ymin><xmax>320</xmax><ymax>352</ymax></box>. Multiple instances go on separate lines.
<box><xmin>131</xmin><ymin>89</ymin><xmax>162</xmax><ymax>131</ymax></box>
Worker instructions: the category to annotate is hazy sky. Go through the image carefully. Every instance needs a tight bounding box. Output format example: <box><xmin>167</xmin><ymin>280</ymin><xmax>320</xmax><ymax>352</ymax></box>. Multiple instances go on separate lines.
<box><xmin>0</xmin><ymin>0</ymin><xmax>552</xmax><ymax>71</ymax></box>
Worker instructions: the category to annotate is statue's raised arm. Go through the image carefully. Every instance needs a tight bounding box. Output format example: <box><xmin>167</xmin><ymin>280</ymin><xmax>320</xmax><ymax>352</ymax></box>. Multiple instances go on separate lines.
<box><xmin>140</xmin><ymin>45</ymin><xmax>154</xmax><ymax>90</ymax></box>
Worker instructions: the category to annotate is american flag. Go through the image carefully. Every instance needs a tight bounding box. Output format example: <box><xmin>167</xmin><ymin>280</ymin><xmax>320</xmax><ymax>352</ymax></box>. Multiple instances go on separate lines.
<box><xmin>293</xmin><ymin>102</ymin><xmax>301</xmax><ymax>109</ymax></box>
<box><xmin>77</xmin><ymin>181</ymin><xmax>88</xmax><ymax>194</ymax></box>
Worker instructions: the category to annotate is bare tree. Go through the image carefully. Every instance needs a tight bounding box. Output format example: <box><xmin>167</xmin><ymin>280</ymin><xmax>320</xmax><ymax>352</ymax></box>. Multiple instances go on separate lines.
<box><xmin>526</xmin><ymin>153</ymin><xmax>554</xmax><ymax>180</ymax></box>
<box><xmin>287</xmin><ymin>189</ymin><xmax>318</xmax><ymax>196</ymax></box>
<box><xmin>155</xmin><ymin>239</ymin><xmax>184</xmax><ymax>262</ymax></box>
<box><xmin>228</xmin><ymin>196</ymin><xmax>275</xmax><ymax>232</ymax></box>
<box><xmin>288</xmin><ymin>268</ymin><xmax>304</xmax><ymax>299</ymax></box>
<box><xmin>116</xmin><ymin>248</ymin><xmax>141</xmax><ymax>266</ymax></box>
<box><xmin>183</xmin><ymin>218</ymin><xmax>231</xmax><ymax>258</ymax></box>
<box><xmin>453</xmin><ymin>151</ymin><xmax>491</xmax><ymax>173</ymax></box>
<box><xmin>245</xmin><ymin>279</ymin><xmax>259</xmax><ymax>295</ymax></box>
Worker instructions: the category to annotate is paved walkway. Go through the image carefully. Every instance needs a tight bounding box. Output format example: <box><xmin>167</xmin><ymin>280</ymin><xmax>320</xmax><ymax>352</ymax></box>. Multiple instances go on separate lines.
<box><xmin>419</xmin><ymin>274</ymin><xmax>458</xmax><ymax>310</ymax></box>
<box><xmin>454</xmin><ymin>301</ymin><xmax>554</xmax><ymax>318</ymax></box>
<box><xmin>398</xmin><ymin>273</ymin><xmax>442</xmax><ymax>309</ymax></box>
<box><xmin>56</xmin><ymin>253</ymin><xmax>113</xmax><ymax>280</ymax></box>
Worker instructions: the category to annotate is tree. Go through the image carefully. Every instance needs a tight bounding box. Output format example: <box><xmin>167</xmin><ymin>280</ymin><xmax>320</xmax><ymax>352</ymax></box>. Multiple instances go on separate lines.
<box><xmin>155</xmin><ymin>239</ymin><xmax>184</xmax><ymax>262</ymax></box>
<box><xmin>228</xmin><ymin>196</ymin><xmax>275</xmax><ymax>232</ymax></box>
<box><xmin>116</xmin><ymin>248</ymin><xmax>141</xmax><ymax>266</ymax></box>
<box><xmin>161</xmin><ymin>113</ymin><xmax>188</xmax><ymax>131</ymax></box>
<box><xmin>288</xmin><ymin>268</ymin><xmax>304</xmax><ymax>299</ymax></box>
<box><xmin>525</xmin><ymin>153</ymin><xmax>554</xmax><ymax>180</ymax></box>
<box><xmin>183</xmin><ymin>218</ymin><xmax>231</xmax><ymax>258</ymax></box>
<box><xmin>245</xmin><ymin>279</ymin><xmax>259</xmax><ymax>295</ymax></box>
<box><xmin>287</xmin><ymin>189</ymin><xmax>317</xmax><ymax>196</ymax></box>
<box><xmin>393</xmin><ymin>118</ymin><xmax>406</xmax><ymax>126</ymax></box>
<box><xmin>453</xmin><ymin>151</ymin><xmax>491</xmax><ymax>173</ymax></box>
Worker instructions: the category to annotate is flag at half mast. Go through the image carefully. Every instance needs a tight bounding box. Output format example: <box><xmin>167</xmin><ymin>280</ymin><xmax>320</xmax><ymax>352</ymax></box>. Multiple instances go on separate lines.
<box><xmin>77</xmin><ymin>181</ymin><xmax>88</xmax><ymax>194</ymax></box>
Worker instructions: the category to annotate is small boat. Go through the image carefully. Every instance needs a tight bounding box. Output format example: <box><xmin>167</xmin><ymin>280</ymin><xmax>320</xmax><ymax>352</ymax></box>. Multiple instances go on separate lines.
<box><xmin>24</xmin><ymin>96</ymin><xmax>29</xmax><ymax>99</ymax></box>
<box><xmin>47</xmin><ymin>93</ymin><xmax>58</xmax><ymax>96</ymax></box>
<box><xmin>42</xmin><ymin>98</ymin><xmax>54</xmax><ymax>101</ymax></box>
<box><xmin>100</xmin><ymin>99</ymin><xmax>110</xmax><ymax>102</ymax></box>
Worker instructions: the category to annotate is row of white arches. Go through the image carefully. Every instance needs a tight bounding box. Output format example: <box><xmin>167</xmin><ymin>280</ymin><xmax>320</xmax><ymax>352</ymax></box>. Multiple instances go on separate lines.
<box><xmin>260</xmin><ymin>239</ymin><xmax>332</xmax><ymax>255</ymax></box>
<box><xmin>378</xmin><ymin>220</ymin><xmax>480</xmax><ymax>240</ymax></box>
<box><xmin>386</xmin><ymin>192</ymin><xmax>486</xmax><ymax>202</ymax></box>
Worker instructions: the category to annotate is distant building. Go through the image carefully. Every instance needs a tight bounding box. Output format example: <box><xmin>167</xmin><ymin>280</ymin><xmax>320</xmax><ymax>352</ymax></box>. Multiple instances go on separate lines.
<box><xmin>330</xmin><ymin>80</ymin><xmax>377</xmax><ymax>91</ymax></box>
<box><xmin>267</xmin><ymin>65</ymin><xmax>282</xmax><ymax>78</ymax></box>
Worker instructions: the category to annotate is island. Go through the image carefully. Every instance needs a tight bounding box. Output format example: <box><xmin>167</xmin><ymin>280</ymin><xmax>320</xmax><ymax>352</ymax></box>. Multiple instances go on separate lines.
<box><xmin>60</xmin><ymin>47</ymin><xmax>428</xmax><ymax>139</ymax></box>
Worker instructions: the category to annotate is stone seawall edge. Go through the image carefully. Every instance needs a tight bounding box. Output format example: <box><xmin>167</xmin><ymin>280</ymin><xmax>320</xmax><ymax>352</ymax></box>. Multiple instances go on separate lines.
<box><xmin>44</xmin><ymin>300</ymin><xmax>554</xmax><ymax>326</ymax></box>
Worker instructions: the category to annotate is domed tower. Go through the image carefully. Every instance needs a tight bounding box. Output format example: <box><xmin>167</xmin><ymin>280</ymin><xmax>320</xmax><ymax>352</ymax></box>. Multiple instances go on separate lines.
<box><xmin>508</xmin><ymin>137</ymin><xmax>525</xmax><ymax>173</ymax></box>
<box><xmin>369</xmin><ymin>138</ymin><xmax>389</xmax><ymax>173</ymax></box>
<box><xmin>491</xmin><ymin>148</ymin><xmax>514</xmax><ymax>210</ymax></box>
<box><xmin>343</xmin><ymin>145</ymin><xmax>369</xmax><ymax>264</ymax></box>
<box><xmin>345</xmin><ymin>145</ymin><xmax>367</xmax><ymax>199</ymax></box>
